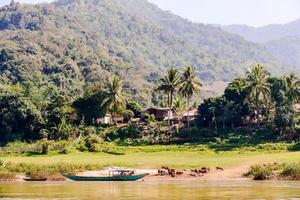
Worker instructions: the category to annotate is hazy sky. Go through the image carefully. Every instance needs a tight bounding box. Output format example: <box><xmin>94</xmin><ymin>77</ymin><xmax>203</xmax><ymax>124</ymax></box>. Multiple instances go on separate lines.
<box><xmin>1</xmin><ymin>0</ymin><xmax>300</xmax><ymax>27</ymax></box>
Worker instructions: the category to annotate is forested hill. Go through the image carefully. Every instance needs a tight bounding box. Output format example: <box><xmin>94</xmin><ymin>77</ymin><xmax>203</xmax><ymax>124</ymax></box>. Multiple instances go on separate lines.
<box><xmin>0</xmin><ymin>0</ymin><xmax>284</xmax><ymax>103</ymax></box>
<box><xmin>53</xmin><ymin>0</ymin><xmax>282</xmax><ymax>81</ymax></box>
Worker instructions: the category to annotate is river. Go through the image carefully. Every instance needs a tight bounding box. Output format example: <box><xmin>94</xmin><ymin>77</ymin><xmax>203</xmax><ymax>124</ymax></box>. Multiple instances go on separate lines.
<box><xmin>1</xmin><ymin>180</ymin><xmax>300</xmax><ymax>199</ymax></box>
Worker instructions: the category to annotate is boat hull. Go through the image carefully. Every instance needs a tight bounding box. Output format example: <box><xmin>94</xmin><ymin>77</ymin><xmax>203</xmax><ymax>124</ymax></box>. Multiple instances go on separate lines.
<box><xmin>23</xmin><ymin>178</ymin><xmax>47</xmax><ymax>181</ymax></box>
<box><xmin>63</xmin><ymin>173</ymin><xmax>148</xmax><ymax>181</ymax></box>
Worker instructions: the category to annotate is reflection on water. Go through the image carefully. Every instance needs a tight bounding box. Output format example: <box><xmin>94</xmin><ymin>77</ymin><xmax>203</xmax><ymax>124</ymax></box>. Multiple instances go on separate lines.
<box><xmin>1</xmin><ymin>180</ymin><xmax>300</xmax><ymax>200</ymax></box>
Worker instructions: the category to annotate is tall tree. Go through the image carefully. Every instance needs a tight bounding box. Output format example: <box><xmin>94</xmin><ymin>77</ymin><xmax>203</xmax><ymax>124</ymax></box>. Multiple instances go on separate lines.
<box><xmin>157</xmin><ymin>67</ymin><xmax>181</xmax><ymax>125</ymax></box>
<box><xmin>0</xmin><ymin>85</ymin><xmax>43</xmax><ymax>142</ymax></box>
<box><xmin>284</xmin><ymin>73</ymin><xmax>300</xmax><ymax>104</ymax></box>
<box><xmin>73</xmin><ymin>89</ymin><xmax>107</xmax><ymax>125</ymax></box>
<box><xmin>102</xmin><ymin>75</ymin><xmax>127</xmax><ymax>124</ymax></box>
<box><xmin>245</xmin><ymin>64</ymin><xmax>271</xmax><ymax>127</ymax></box>
<box><xmin>178</xmin><ymin>66</ymin><xmax>202</xmax><ymax>127</ymax></box>
<box><xmin>269</xmin><ymin>74</ymin><xmax>299</xmax><ymax>132</ymax></box>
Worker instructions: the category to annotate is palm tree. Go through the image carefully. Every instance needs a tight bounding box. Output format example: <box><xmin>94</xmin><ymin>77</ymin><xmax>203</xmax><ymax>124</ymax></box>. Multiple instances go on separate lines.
<box><xmin>245</xmin><ymin>64</ymin><xmax>271</xmax><ymax>127</ymax></box>
<box><xmin>157</xmin><ymin>68</ymin><xmax>181</xmax><ymax>125</ymax></box>
<box><xmin>178</xmin><ymin>66</ymin><xmax>202</xmax><ymax>128</ymax></box>
<box><xmin>284</xmin><ymin>73</ymin><xmax>300</xmax><ymax>104</ymax></box>
<box><xmin>102</xmin><ymin>75</ymin><xmax>127</xmax><ymax>125</ymax></box>
<box><xmin>173</xmin><ymin>96</ymin><xmax>186</xmax><ymax>118</ymax></box>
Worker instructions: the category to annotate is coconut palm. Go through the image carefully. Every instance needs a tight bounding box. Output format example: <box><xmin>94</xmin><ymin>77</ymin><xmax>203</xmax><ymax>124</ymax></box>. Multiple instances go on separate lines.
<box><xmin>245</xmin><ymin>64</ymin><xmax>271</xmax><ymax>127</ymax></box>
<box><xmin>178</xmin><ymin>66</ymin><xmax>202</xmax><ymax>128</ymax></box>
<box><xmin>173</xmin><ymin>96</ymin><xmax>186</xmax><ymax>118</ymax></box>
<box><xmin>102</xmin><ymin>75</ymin><xmax>127</xmax><ymax>124</ymax></box>
<box><xmin>157</xmin><ymin>68</ymin><xmax>181</xmax><ymax>125</ymax></box>
<box><xmin>284</xmin><ymin>73</ymin><xmax>300</xmax><ymax>104</ymax></box>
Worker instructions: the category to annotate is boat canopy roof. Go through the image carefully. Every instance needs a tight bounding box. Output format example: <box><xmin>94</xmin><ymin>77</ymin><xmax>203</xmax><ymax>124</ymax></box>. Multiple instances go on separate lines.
<box><xmin>109</xmin><ymin>169</ymin><xmax>135</xmax><ymax>173</ymax></box>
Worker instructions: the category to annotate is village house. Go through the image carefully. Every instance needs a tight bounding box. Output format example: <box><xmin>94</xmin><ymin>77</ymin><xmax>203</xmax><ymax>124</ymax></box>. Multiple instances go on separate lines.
<box><xmin>97</xmin><ymin>114</ymin><xmax>124</xmax><ymax>125</ymax></box>
<box><xmin>97</xmin><ymin>114</ymin><xmax>112</xmax><ymax>124</ymax></box>
<box><xmin>141</xmin><ymin>108</ymin><xmax>175</xmax><ymax>121</ymax></box>
<box><xmin>181</xmin><ymin>108</ymin><xmax>198</xmax><ymax>124</ymax></box>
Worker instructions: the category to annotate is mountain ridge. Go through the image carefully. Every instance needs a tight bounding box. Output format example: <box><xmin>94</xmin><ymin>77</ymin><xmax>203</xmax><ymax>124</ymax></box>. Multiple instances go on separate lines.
<box><xmin>222</xmin><ymin>18</ymin><xmax>300</xmax><ymax>72</ymax></box>
<box><xmin>222</xmin><ymin>18</ymin><xmax>300</xmax><ymax>43</ymax></box>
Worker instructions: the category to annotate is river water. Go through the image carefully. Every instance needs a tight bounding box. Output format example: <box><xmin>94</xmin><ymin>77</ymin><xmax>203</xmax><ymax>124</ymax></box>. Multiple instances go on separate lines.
<box><xmin>1</xmin><ymin>180</ymin><xmax>300</xmax><ymax>199</ymax></box>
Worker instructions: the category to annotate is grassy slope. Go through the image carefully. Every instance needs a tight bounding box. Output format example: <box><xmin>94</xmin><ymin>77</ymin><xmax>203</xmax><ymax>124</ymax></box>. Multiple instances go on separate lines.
<box><xmin>2</xmin><ymin>147</ymin><xmax>300</xmax><ymax>169</ymax></box>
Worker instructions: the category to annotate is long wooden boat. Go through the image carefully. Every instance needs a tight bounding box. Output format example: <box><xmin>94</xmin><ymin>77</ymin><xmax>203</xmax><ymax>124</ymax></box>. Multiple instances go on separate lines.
<box><xmin>23</xmin><ymin>178</ymin><xmax>47</xmax><ymax>181</ymax></box>
<box><xmin>63</xmin><ymin>173</ymin><xmax>148</xmax><ymax>181</ymax></box>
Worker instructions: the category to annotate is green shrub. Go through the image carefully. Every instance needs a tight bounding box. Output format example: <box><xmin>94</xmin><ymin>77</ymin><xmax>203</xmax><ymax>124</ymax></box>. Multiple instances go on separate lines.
<box><xmin>50</xmin><ymin>116</ymin><xmax>76</xmax><ymax>140</ymax></box>
<box><xmin>126</xmin><ymin>101</ymin><xmax>141</xmax><ymax>117</ymax></box>
<box><xmin>75</xmin><ymin>136</ymin><xmax>88</xmax><ymax>152</ymax></box>
<box><xmin>254</xmin><ymin>143</ymin><xmax>289</xmax><ymax>151</ymax></box>
<box><xmin>123</xmin><ymin>110</ymin><xmax>134</xmax><ymax>122</ymax></box>
<box><xmin>82</xmin><ymin>126</ymin><xmax>97</xmax><ymax>137</ymax></box>
<box><xmin>142</xmin><ymin>114</ymin><xmax>156</xmax><ymax>124</ymax></box>
<box><xmin>97</xmin><ymin>143</ymin><xmax>126</xmax><ymax>155</ymax></box>
<box><xmin>82</xmin><ymin>136</ymin><xmax>126</xmax><ymax>155</ymax></box>
<box><xmin>244</xmin><ymin>164</ymin><xmax>273</xmax><ymax>180</ymax></box>
<box><xmin>105</xmin><ymin>124</ymin><xmax>140</xmax><ymax>141</ymax></box>
<box><xmin>25</xmin><ymin>166</ymin><xmax>48</xmax><ymax>179</ymax></box>
<box><xmin>59</xmin><ymin>147</ymin><xmax>71</xmax><ymax>154</ymax></box>
<box><xmin>85</xmin><ymin>134</ymin><xmax>103</xmax><ymax>152</ymax></box>
<box><xmin>50</xmin><ymin>140</ymin><xmax>74</xmax><ymax>154</ymax></box>
<box><xmin>252</xmin><ymin>128</ymin><xmax>276</xmax><ymax>141</ymax></box>
<box><xmin>179</xmin><ymin>128</ymin><xmax>219</xmax><ymax>140</ymax></box>
<box><xmin>289</xmin><ymin>142</ymin><xmax>300</xmax><ymax>151</ymax></box>
<box><xmin>5</xmin><ymin>141</ymin><xmax>28</xmax><ymax>148</ymax></box>
<box><xmin>39</xmin><ymin>129</ymin><xmax>49</xmax><ymax>139</ymax></box>
<box><xmin>281</xmin><ymin>162</ymin><xmax>300</xmax><ymax>179</ymax></box>
<box><xmin>122</xmin><ymin>124</ymin><xmax>140</xmax><ymax>139</ymax></box>
<box><xmin>295</xmin><ymin>116</ymin><xmax>300</xmax><ymax>127</ymax></box>
<box><xmin>0</xmin><ymin>140</ymin><xmax>77</xmax><ymax>155</ymax></box>
<box><xmin>1</xmin><ymin>141</ymin><xmax>40</xmax><ymax>154</ymax></box>
<box><xmin>38</xmin><ymin>139</ymin><xmax>51</xmax><ymax>155</ymax></box>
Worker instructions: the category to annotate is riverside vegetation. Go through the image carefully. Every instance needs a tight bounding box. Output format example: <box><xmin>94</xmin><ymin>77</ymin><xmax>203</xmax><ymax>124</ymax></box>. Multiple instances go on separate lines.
<box><xmin>0</xmin><ymin>0</ymin><xmax>300</xmax><ymax>182</ymax></box>
<box><xmin>245</xmin><ymin>162</ymin><xmax>300</xmax><ymax>180</ymax></box>
<box><xmin>0</xmin><ymin>64</ymin><xmax>298</xmax><ymax>144</ymax></box>
<box><xmin>1</xmin><ymin>141</ymin><xmax>300</xmax><ymax>181</ymax></box>
<box><xmin>0</xmin><ymin>63</ymin><xmax>299</xmax><ymax>181</ymax></box>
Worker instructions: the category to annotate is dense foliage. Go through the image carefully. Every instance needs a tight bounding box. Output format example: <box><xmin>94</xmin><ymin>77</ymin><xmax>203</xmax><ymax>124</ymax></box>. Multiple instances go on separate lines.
<box><xmin>197</xmin><ymin>65</ymin><xmax>300</xmax><ymax>137</ymax></box>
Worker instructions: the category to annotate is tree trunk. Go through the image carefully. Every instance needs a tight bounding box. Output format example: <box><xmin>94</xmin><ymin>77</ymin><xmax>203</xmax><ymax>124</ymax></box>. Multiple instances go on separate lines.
<box><xmin>167</xmin><ymin>93</ymin><xmax>170</xmax><ymax>108</ymax></box>
<box><xmin>169</xmin><ymin>91</ymin><xmax>174</xmax><ymax>126</ymax></box>
<box><xmin>256</xmin><ymin>94</ymin><xmax>260</xmax><ymax>128</ymax></box>
<box><xmin>187</xmin><ymin>96</ymin><xmax>190</xmax><ymax>128</ymax></box>
<box><xmin>213</xmin><ymin>109</ymin><xmax>218</xmax><ymax>134</ymax></box>
<box><xmin>167</xmin><ymin>92</ymin><xmax>171</xmax><ymax>126</ymax></box>
<box><xmin>256</xmin><ymin>107</ymin><xmax>260</xmax><ymax>128</ymax></box>
<box><xmin>112</xmin><ymin>112</ymin><xmax>118</xmax><ymax>127</ymax></box>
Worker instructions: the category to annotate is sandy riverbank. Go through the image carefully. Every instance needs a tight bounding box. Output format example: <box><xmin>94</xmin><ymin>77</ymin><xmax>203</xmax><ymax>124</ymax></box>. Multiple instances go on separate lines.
<box><xmin>75</xmin><ymin>161</ymin><xmax>254</xmax><ymax>181</ymax></box>
<box><xmin>12</xmin><ymin>163</ymin><xmax>253</xmax><ymax>182</ymax></box>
